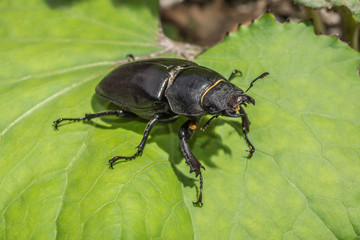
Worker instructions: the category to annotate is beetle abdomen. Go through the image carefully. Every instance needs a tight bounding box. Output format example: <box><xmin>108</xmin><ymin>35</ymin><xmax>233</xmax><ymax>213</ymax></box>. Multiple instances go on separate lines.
<box><xmin>95</xmin><ymin>58</ymin><xmax>198</xmax><ymax>120</ymax></box>
<box><xmin>96</xmin><ymin>61</ymin><xmax>169</xmax><ymax>109</ymax></box>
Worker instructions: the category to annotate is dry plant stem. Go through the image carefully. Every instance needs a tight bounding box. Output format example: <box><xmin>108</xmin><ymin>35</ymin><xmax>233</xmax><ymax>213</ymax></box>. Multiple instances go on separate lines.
<box><xmin>354</xmin><ymin>25</ymin><xmax>359</xmax><ymax>51</ymax></box>
<box><xmin>112</xmin><ymin>20</ymin><xmax>204</xmax><ymax>64</ymax></box>
<box><xmin>306</xmin><ymin>7</ymin><xmax>326</xmax><ymax>35</ymax></box>
<box><xmin>115</xmin><ymin>49</ymin><xmax>172</xmax><ymax>66</ymax></box>
<box><xmin>157</xmin><ymin>20</ymin><xmax>205</xmax><ymax>60</ymax></box>
<box><xmin>336</xmin><ymin>6</ymin><xmax>359</xmax><ymax>51</ymax></box>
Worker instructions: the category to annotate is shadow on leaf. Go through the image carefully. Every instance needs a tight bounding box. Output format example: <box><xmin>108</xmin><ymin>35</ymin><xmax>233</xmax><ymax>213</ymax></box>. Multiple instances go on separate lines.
<box><xmin>83</xmin><ymin>94</ymin><xmax>239</xmax><ymax>196</ymax></box>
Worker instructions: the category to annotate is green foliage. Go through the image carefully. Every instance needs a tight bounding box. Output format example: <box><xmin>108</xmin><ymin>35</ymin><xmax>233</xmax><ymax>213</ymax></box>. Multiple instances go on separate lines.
<box><xmin>292</xmin><ymin>0</ymin><xmax>360</xmax><ymax>21</ymax></box>
<box><xmin>0</xmin><ymin>0</ymin><xmax>359</xmax><ymax>239</ymax></box>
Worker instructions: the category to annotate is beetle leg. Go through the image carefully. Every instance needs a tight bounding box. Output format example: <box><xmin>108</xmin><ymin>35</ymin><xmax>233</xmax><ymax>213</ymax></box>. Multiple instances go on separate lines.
<box><xmin>200</xmin><ymin>114</ymin><xmax>219</xmax><ymax>131</ymax></box>
<box><xmin>178</xmin><ymin>118</ymin><xmax>205</xmax><ymax>206</ymax></box>
<box><xmin>53</xmin><ymin>110</ymin><xmax>124</xmax><ymax>130</ymax></box>
<box><xmin>228</xmin><ymin>69</ymin><xmax>242</xmax><ymax>81</ymax></box>
<box><xmin>126</xmin><ymin>54</ymin><xmax>135</xmax><ymax>62</ymax></box>
<box><xmin>239</xmin><ymin>106</ymin><xmax>255</xmax><ymax>158</ymax></box>
<box><xmin>109</xmin><ymin>114</ymin><xmax>160</xmax><ymax>168</ymax></box>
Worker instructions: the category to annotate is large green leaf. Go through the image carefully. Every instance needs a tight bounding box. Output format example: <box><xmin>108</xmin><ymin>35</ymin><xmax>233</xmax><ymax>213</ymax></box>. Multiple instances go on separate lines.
<box><xmin>195</xmin><ymin>16</ymin><xmax>360</xmax><ymax>239</ymax></box>
<box><xmin>1</xmin><ymin>1</ymin><xmax>360</xmax><ymax>240</ymax></box>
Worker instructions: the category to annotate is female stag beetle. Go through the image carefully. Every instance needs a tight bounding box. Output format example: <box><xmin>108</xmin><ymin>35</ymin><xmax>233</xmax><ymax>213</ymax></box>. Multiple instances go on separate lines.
<box><xmin>53</xmin><ymin>58</ymin><xmax>269</xmax><ymax>206</ymax></box>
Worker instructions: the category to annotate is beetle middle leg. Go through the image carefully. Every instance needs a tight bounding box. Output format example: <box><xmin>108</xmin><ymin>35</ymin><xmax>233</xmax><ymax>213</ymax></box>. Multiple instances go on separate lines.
<box><xmin>109</xmin><ymin>114</ymin><xmax>160</xmax><ymax>168</ymax></box>
<box><xmin>178</xmin><ymin>118</ymin><xmax>205</xmax><ymax>206</ymax></box>
<box><xmin>200</xmin><ymin>114</ymin><xmax>219</xmax><ymax>131</ymax></box>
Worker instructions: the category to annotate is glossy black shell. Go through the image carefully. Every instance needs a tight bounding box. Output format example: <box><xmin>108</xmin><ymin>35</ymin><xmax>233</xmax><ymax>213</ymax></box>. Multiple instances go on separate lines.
<box><xmin>95</xmin><ymin>58</ymin><xmax>240</xmax><ymax>119</ymax></box>
<box><xmin>96</xmin><ymin>59</ymin><xmax>191</xmax><ymax>120</ymax></box>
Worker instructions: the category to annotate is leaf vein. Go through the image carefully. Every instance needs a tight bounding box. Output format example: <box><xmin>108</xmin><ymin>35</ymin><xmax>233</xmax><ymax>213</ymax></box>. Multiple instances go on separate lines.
<box><xmin>160</xmin><ymin>199</ymin><xmax>183</xmax><ymax>238</ymax></box>
<box><xmin>0</xmin><ymin>68</ymin><xmax>108</xmax><ymax>137</ymax></box>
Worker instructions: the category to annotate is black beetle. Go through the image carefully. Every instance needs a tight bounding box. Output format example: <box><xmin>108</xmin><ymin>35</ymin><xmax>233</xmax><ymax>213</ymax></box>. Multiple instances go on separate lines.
<box><xmin>53</xmin><ymin>58</ymin><xmax>269</xmax><ymax>206</ymax></box>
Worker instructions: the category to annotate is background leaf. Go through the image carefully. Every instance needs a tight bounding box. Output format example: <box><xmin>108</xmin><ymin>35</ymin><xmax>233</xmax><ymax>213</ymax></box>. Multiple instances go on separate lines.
<box><xmin>292</xmin><ymin>0</ymin><xmax>360</xmax><ymax>21</ymax></box>
<box><xmin>1</xmin><ymin>1</ymin><xmax>360</xmax><ymax>240</ymax></box>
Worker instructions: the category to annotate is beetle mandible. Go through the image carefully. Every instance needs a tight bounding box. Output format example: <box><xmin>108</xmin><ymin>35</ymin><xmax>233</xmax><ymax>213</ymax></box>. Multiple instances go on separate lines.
<box><xmin>53</xmin><ymin>58</ymin><xmax>269</xmax><ymax>206</ymax></box>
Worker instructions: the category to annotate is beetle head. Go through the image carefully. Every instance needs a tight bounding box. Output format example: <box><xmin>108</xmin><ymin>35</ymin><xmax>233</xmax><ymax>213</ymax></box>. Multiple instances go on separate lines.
<box><xmin>221</xmin><ymin>93</ymin><xmax>255</xmax><ymax>117</ymax></box>
<box><xmin>227</xmin><ymin>94</ymin><xmax>255</xmax><ymax>108</ymax></box>
<box><xmin>202</xmin><ymin>72</ymin><xmax>268</xmax><ymax>117</ymax></box>
<box><xmin>202</xmin><ymin>81</ymin><xmax>254</xmax><ymax>117</ymax></box>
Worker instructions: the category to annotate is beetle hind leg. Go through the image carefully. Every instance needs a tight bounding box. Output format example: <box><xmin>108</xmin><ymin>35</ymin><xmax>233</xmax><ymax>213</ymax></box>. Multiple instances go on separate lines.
<box><xmin>109</xmin><ymin>114</ymin><xmax>160</xmax><ymax>168</ymax></box>
<box><xmin>178</xmin><ymin>118</ymin><xmax>205</xmax><ymax>206</ymax></box>
<box><xmin>53</xmin><ymin>110</ymin><xmax>124</xmax><ymax>130</ymax></box>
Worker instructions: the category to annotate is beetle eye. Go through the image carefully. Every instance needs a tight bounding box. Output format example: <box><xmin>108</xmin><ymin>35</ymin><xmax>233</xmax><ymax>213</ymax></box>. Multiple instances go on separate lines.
<box><xmin>237</xmin><ymin>96</ymin><xmax>242</xmax><ymax>104</ymax></box>
<box><xmin>227</xmin><ymin>95</ymin><xmax>242</xmax><ymax>109</ymax></box>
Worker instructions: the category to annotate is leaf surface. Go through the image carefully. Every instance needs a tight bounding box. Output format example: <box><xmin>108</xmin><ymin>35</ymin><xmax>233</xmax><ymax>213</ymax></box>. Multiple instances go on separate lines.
<box><xmin>0</xmin><ymin>1</ymin><xmax>359</xmax><ymax>239</ymax></box>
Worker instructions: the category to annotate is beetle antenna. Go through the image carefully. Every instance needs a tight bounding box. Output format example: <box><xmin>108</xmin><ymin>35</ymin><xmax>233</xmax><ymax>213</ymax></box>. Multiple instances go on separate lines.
<box><xmin>244</xmin><ymin>72</ymin><xmax>269</xmax><ymax>93</ymax></box>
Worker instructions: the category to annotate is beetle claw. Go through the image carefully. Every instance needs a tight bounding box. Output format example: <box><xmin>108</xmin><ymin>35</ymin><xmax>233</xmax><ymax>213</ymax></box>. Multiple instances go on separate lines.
<box><xmin>245</xmin><ymin>149</ymin><xmax>255</xmax><ymax>158</ymax></box>
<box><xmin>192</xmin><ymin>173</ymin><xmax>203</xmax><ymax>207</ymax></box>
<box><xmin>53</xmin><ymin>120</ymin><xmax>61</xmax><ymax>130</ymax></box>
<box><xmin>109</xmin><ymin>160</ymin><xmax>115</xmax><ymax>169</ymax></box>
<box><xmin>193</xmin><ymin>200</ymin><xmax>203</xmax><ymax>207</ymax></box>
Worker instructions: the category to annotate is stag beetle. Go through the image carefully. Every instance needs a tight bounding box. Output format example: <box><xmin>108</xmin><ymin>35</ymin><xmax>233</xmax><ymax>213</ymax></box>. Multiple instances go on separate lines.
<box><xmin>53</xmin><ymin>58</ymin><xmax>269</xmax><ymax>206</ymax></box>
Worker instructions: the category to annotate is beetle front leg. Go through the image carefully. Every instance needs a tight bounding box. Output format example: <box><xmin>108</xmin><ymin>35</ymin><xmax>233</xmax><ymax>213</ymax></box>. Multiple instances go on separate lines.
<box><xmin>178</xmin><ymin>118</ymin><xmax>205</xmax><ymax>206</ymax></box>
<box><xmin>228</xmin><ymin>69</ymin><xmax>242</xmax><ymax>81</ymax></box>
<box><xmin>200</xmin><ymin>114</ymin><xmax>219</xmax><ymax>131</ymax></box>
<box><xmin>125</xmin><ymin>54</ymin><xmax>135</xmax><ymax>62</ymax></box>
<box><xmin>109</xmin><ymin>114</ymin><xmax>160</xmax><ymax>168</ymax></box>
<box><xmin>53</xmin><ymin>110</ymin><xmax>124</xmax><ymax>130</ymax></box>
<box><xmin>240</xmin><ymin>106</ymin><xmax>255</xmax><ymax>158</ymax></box>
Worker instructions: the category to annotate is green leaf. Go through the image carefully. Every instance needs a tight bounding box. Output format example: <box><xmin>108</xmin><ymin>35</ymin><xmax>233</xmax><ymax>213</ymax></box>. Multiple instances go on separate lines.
<box><xmin>195</xmin><ymin>15</ymin><xmax>360</xmax><ymax>239</ymax></box>
<box><xmin>1</xmin><ymin>1</ymin><xmax>360</xmax><ymax>239</ymax></box>
<box><xmin>292</xmin><ymin>0</ymin><xmax>360</xmax><ymax>21</ymax></box>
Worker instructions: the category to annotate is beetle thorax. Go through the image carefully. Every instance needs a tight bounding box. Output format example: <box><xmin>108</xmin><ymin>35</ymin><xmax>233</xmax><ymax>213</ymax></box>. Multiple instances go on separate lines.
<box><xmin>201</xmin><ymin>81</ymin><xmax>244</xmax><ymax>114</ymax></box>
